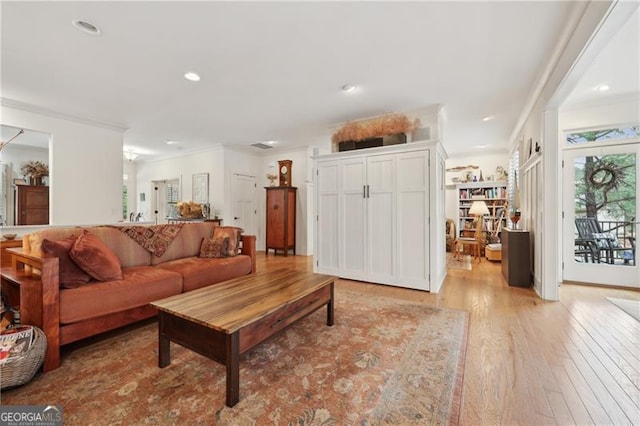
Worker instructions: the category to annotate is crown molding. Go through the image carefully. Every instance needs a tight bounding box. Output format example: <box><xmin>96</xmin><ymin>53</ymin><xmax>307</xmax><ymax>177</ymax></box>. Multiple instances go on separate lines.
<box><xmin>0</xmin><ymin>97</ymin><xmax>129</xmax><ymax>133</ymax></box>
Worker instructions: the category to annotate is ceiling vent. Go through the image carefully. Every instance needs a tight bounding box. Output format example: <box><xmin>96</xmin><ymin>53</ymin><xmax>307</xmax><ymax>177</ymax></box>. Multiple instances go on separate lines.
<box><xmin>251</xmin><ymin>142</ymin><xmax>274</xmax><ymax>150</ymax></box>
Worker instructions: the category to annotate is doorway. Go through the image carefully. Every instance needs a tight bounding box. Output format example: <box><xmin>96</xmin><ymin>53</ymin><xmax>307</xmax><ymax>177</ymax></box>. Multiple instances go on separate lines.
<box><xmin>152</xmin><ymin>179</ymin><xmax>180</xmax><ymax>224</ymax></box>
<box><xmin>231</xmin><ymin>173</ymin><xmax>256</xmax><ymax>235</ymax></box>
<box><xmin>563</xmin><ymin>141</ymin><xmax>639</xmax><ymax>287</ymax></box>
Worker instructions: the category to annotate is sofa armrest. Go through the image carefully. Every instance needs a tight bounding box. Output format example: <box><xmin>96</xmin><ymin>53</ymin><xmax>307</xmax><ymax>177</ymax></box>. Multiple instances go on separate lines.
<box><xmin>240</xmin><ymin>235</ymin><xmax>256</xmax><ymax>274</ymax></box>
<box><xmin>40</xmin><ymin>257</ymin><xmax>61</xmax><ymax>371</ymax></box>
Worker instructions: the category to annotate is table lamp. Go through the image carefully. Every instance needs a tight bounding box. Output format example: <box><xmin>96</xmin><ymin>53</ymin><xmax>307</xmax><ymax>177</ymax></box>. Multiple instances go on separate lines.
<box><xmin>469</xmin><ymin>197</ymin><xmax>490</xmax><ymax>236</ymax></box>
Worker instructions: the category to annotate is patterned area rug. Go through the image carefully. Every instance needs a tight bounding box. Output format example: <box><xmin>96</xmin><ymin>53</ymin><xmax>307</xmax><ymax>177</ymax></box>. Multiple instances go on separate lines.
<box><xmin>1</xmin><ymin>289</ymin><xmax>469</xmax><ymax>425</ymax></box>
<box><xmin>447</xmin><ymin>253</ymin><xmax>472</xmax><ymax>270</ymax></box>
<box><xmin>607</xmin><ymin>297</ymin><xmax>640</xmax><ymax>322</ymax></box>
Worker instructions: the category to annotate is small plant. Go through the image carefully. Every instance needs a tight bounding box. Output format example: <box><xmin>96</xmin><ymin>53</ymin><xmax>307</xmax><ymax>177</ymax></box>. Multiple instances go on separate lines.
<box><xmin>20</xmin><ymin>160</ymin><xmax>49</xmax><ymax>178</ymax></box>
<box><xmin>332</xmin><ymin>114</ymin><xmax>421</xmax><ymax>144</ymax></box>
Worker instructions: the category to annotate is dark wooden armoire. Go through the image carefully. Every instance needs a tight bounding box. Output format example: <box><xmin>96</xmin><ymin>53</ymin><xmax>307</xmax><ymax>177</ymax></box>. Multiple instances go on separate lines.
<box><xmin>15</xmin><ymin>184</ymin><xmax>49</xmax><ymax>225</ymax></box>
<box><xmin>265</xmin><ymin>187</ymin><xmax>296</xmax><ymax>256</ymax></box>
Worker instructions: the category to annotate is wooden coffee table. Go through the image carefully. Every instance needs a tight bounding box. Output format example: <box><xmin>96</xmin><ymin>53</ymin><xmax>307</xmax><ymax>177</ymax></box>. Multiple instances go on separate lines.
<box><xmin>150</xmin><ymin>269</ymin><xmax>337</xmax><ymax>407</ymax></box>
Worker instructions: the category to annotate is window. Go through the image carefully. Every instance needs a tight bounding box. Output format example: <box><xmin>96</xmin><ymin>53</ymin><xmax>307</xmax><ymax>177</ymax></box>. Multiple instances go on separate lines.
<box><xmin>566</xmin><ymin>126</ymin><xmax>640</xmax><ymax>145</ymax></box>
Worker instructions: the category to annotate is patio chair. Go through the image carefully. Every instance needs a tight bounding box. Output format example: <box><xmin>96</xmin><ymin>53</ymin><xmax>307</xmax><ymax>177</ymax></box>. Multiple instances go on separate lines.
<box><xmin>575</xmin><ymin>217</ymin><xmax>635</xmax><ymax>265</ymax></box>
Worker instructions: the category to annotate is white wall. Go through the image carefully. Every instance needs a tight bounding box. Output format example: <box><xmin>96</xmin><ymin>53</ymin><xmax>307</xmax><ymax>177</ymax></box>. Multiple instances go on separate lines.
<box><xmin>1</xmin><ymin>104</ymin><xmax>124</xmax><ymax>231</ymax></box>
<box><xmin>135</xmin><ymin>146</ymin><xmax>224</xmax><ymax>224</ymax></box>
<box><xmin>560</xmin><ymin>96</ymin><xmax>640</xmax><ymax>131</ymax></box>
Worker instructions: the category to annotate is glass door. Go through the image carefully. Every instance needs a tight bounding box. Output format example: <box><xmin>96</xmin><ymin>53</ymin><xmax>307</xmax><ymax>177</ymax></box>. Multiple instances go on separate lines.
<box><xmin>563</xmin><ymin>144</ymin><xmax>639</xmax><ymax>287</ymax></box>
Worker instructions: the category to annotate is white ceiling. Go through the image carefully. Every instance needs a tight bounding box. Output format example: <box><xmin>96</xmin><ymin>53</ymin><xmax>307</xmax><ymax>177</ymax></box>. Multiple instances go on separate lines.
<box><xmin>1</xmin><ymin>1</ymin><xmax>586</xmax><ymax>160</ymax></box>
<box><xmin>563</xmin><ymin>7</ymin><xmax>640</xmax><ymax>109</ymax></box>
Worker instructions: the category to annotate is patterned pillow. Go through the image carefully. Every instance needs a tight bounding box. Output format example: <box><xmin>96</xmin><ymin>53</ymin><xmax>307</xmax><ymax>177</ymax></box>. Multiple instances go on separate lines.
<box><xmin>212</xmin><ymin>226</ymin><xmax>243</xmax><ymax>257</ymax></box>
<box><xmin>199</xmin><ymin>236</ymin><xmax>229</xmax><ymax>258</ymax></box>
<box><xmin>42</xmin><ymin>235</ymin><xmax>92</xmax><ymax>288</ymax></box>
<box><xmin>70</xmin><ymin>230</ymin><xmax>123</xmax><ymax>281</ymax></box>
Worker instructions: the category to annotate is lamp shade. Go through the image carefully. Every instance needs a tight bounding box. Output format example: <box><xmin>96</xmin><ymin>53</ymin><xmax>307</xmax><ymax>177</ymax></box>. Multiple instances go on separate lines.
<box><xmin>469</xmin><ymin>199</ymin><xmax>490</xmax><ymax>216</ymax></box>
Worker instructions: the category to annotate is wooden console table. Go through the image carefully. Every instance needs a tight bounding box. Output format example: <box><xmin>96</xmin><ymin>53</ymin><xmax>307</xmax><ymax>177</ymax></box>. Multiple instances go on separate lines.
<box><xmin>501</xmin><ymin>228</ymin><xmax>531</xmax><ymax>287</ymax></box>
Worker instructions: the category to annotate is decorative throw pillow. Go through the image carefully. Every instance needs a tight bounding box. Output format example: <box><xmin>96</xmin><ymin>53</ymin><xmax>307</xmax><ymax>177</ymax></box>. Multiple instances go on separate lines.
<box><xmin>70</xmin><ymin>230</ymin><xmax>123</xmax><ymax>281</ymax></box>
<box><xmin>41</xmin><ymin>236</ymin><xmax>92</xmax><ymax>288</ymax></box>
<box><xmin>199</xmin><ymin>236</ymin><xmax>229</xmax><ymax>258</ymax></box>
<box><xmin>212</xmin><ymin>226</ymin><xmax>243</xmax><ymax>257</ymax></box>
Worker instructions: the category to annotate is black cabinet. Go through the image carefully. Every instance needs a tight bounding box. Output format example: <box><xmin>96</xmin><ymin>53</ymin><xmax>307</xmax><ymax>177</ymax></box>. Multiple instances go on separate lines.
<box><xmin>501</xmin><ymin>228</ymin><xmax>531</xmax><ymax>287</ymax></box>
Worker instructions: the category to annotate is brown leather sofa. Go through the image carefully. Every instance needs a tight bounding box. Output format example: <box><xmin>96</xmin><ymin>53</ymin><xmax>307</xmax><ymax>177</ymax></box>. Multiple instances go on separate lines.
<box><xmin>5</xmin><ymin>222</ymin><xmax>256</xmax><ymax>371</ymax></box>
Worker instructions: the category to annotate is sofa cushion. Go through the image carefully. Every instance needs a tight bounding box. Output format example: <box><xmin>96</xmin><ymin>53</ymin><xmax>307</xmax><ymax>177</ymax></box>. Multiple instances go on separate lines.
<box><xmin>156</xmin><ymin>255</ymin><xmax>252</xmax><ymax>292</ymax></box>
<box><xmin>70</xmin><ymin>230</ymin><xmax>123</xmax><ymax>281</ymax></box>
<box><xmin>199</xmin><ymin>236</ymin><xmax>229</xmax><ymax>258</ymax></box>
<box><xmin>88</xmin><ymin>227</ymin><xmax>152</xmax><ymax>268</ymax></box>
<box><xmin>59</xmin><ymin>266</ymin><xmax>183</xmax><ymax>325</ymax></box>
<box><xmin>151</xmin><ymin>222</ymin><xmax>217</xmax><ymax>265</ymax></box>
<box><xmin>28</xmin><ymin>226</ymin><xmax>151</xmax><ymax>268</ymax></box>
<box><xmin>42</xmin><ymin>236</ymin><xmax>92</xmax><ymax>288</ymax></box>
<box><xmin>213</xmin><ymin>226</ymin><xmax>243</xmax><ymax>257</ymax></box>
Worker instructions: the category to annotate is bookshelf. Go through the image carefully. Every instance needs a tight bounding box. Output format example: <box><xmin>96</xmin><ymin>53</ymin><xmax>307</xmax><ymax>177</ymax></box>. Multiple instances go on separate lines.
<box><xmin>456</xmin><ymin>181</ymin><xmax>507</xmax><ymax>237</ymax></box>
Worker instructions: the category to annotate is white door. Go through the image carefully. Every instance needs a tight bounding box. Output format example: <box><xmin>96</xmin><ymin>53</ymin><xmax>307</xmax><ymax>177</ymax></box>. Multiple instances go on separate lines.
<box><xmin>231</xmin><ymin>174</ymin><xmax>256</xmax><ymax>235</ymax></box>
<box><xmin>367</xmin><ymin>154</ymin><xmax>396</xmax><ymax>284</ymax></box>
<box><xmin>396</xmin><ymin>150</ymin><xmax>430</xmax><ymax>290</ymax></box>
<box><xmin>563</xmin><ymin>144</ymin><xmax>639</xmax><ymax>287</ymax></box>
<box><xmin>339</xmin><ymin>157</ymin><xmax>367</xmax><ymax>281</ymax></box>
<box><xmin>316</xmin><ymin>161</ymin><xmax>340</xmax><ymax>275</ymax></box>
<box><xmin>152</xmin><ymin>179</ymin><xmax>180</xmax><ymax>224</ymax></box>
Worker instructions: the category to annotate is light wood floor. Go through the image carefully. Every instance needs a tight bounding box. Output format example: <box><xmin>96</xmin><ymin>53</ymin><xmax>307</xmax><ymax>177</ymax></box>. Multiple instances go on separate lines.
<box><xmin>258</xmin><ymin>252</ymin><xmax>640</xmax><ymax>425</ymax></box>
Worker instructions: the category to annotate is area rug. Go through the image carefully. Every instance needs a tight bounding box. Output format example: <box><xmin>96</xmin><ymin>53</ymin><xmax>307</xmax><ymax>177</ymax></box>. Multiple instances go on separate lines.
<box><xmin>607</xmin><ymin>297</ymin><xmax>640</xmax><ymax>322</ymax></box>
<box><xmin>447</xmin><ymin>253</ymin><xmax>472</xmax><ymax>270</ymax></box>
<box><xmin>1</xmin><ymin>289</ymin><xmax>469</xmax><ymax>425</ymax></box>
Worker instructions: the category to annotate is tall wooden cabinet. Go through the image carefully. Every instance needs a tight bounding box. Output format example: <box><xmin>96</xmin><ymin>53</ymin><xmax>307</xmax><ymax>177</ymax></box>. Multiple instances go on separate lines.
<box><xmin>265</xmin><ymin>187</ymin><xmax>297</xmax><ymax>256</ymax></box>
<box><xmin>14</xmin><ymin>184</ymin><xmax>49</xmax><ymax>225</ymax></box>
<box><xmin>315</xmin><ymin>141</ymin><xmax>447</xmax><ymax>292</ymax></box>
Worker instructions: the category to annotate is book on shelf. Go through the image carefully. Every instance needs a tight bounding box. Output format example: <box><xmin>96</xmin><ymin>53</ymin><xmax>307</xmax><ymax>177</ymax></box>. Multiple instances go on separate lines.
<box><xmin>0</xmin><ymin>325</ymin><xmax>34</xmax><ymax>364</ymax></box>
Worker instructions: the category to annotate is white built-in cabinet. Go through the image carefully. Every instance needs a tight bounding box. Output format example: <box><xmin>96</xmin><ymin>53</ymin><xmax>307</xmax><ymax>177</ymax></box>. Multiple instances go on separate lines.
<box><xmin>314</xmin><ymin>141</ymin><xmax>447</xmax><ymax>292</ymax></box>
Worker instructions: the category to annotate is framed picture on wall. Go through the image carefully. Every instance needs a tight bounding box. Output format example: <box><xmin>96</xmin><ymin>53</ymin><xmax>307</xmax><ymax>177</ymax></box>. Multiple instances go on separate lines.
<box><xmin>13</xmin><ymin>178</ymin><xmax>25</xmax><ymax>185</ymax></box>
<box><xmin>192</xmin><ymin>173</ymin><xmax>209</xmax><ymax>204</ymax></box>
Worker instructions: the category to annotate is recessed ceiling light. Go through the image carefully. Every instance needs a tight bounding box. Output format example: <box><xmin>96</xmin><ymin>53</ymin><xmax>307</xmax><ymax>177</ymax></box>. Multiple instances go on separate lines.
<box><xmin>166</xmin><ymin>140</ymin><xmax>178</xmax><ymax>145</ymax></box>
<box><xmin>481</xmin><ymin>116</ymin><xmax>494</xmax><ymax>122</ymax></box>
<box><xmin>184</xmin><ymin>72</ymin><xmax>201</xmax><ymax>82</ymax></box>
<box><xmin>596</xmin><ymin>84</ymin><xmax>610</xmax><ymax>92</ymax></box>
<box><xmin>341</xmin><ymin>84</ymin><xmax>357</xmax><ymax>93</ymax></box>
<box><xmin>476</xmin><ymin>144</ymin><xmax>488</xmax><ymax>148</ymax></box>
<box><xmin>72</xmin><ymin>20</ymin><xmax>101</xmax><ymax>36</ymax></box>
<box><xmin>265</xmin><ymin>140</ymin><xmax>277</xmax><ymax>145</ymax></box>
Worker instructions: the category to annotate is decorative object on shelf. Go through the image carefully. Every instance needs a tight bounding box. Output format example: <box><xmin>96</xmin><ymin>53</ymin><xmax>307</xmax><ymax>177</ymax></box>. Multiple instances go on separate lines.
<box><xmin>495</xmin><ymin>166</ymin><xmax>507</xmax><ymax>181</ymax></box>
<box><xmin>20</xmin><ymin>161</ymin><xmax>48</xmax><ymax>186</ymax></box>
<box><xmin>278</xmin><ymin>160</ymin><xmax>292</xmax><ymax>187</ymax></box>
<box><xmin>479</xmin><ymin>170</ymin><xmax>484</xmax><ymax>182</ymax></box>
<box><xmin>176</xmin><ymin>201</ymin><xmax>204</xmax><ymax>218</ymax></box>
<box><xmin>2</xmin><ymin>234</ymin><xmax>17</xmax><ymax>241</ymax></box>
<box><xmin>266</xmin><ymin>173</ymin><xmax>277</xmax><ymax>187</ymax></box>
<box><xmin>446</xmin><ymin>165</ymin><xmax>479</xmax><ymax>172</ymax></box>
<box><xmin>332</xmin><ymin>114</ymin><xmax>421</xmax><ymax>151</ymax></box>
<box><xmin>510</xmin><ymin>210</ymin><xmax>521</xmax><ymax>229</ymax></box>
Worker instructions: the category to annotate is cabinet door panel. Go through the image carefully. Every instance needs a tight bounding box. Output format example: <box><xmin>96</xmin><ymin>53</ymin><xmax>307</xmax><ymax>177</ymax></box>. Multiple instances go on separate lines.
<box><xmin>367</xmin><ymin>155</ymin><xmax>396</xmax><ymax>283</ymax></box>
<box><xmin>266</xmin><ymin>190</ymin><xmax>285</xmax><ymax>247</ymax></box>
<box><xmin>316</xmin><ymin>163</ymin><xmax>340</xmax><ymax>274</ymax></box>
<box><xmin>397</xmin><ymin>151</ymin><xmax>429</xmax><ymax>289</ymax></box>
<box><xmin>339</xmin><ymin>158</ymin><xmax>367</xmax><ymax>280</ymax></box>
